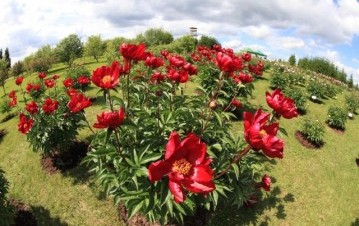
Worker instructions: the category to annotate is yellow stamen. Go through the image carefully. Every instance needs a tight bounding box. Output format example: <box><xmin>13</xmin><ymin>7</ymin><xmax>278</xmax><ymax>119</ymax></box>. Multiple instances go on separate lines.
<box><xmin>259</xmin><ymin>129</ymin><xmax>267</xmax><ymax>137</ymax></box>
<box><xmin>172</xmin><ymin>158</ymin><xmax>192</xmax><ymax>175</ymax></box>
<box><xmin>102</xmin><ymin>75</ymin><xmax>112</xmax><ymax>84</ymax></box>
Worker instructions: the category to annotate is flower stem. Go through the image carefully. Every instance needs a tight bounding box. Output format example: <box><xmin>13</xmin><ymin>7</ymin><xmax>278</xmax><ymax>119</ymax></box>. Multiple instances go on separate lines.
<box><xmin>214</xmin><ymin>144</ymin><xmax>252</xmax><ymax>179</ymax></box>
<box><xmin>82</xmin><ymin>111</ymin><xmax>95</xmax><ymax>135</ymax></box>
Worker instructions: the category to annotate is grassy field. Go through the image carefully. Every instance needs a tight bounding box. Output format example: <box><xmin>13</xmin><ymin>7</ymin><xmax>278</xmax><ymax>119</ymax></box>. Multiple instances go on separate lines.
<box><xmin>0</xmin><ymin>59</ymin><xmax>358</xmax><ymax>225</ymax></box>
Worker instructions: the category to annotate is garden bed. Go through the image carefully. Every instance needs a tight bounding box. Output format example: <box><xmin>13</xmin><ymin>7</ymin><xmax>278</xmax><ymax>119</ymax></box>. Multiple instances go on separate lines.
<box><xmin>9</xmin><ymin>199</ymin><xmax>37</xmax><ymax>226</ymax></box>
<box><xmin>295</xmin><ymin>131</ymin><xmax>323</xmax><ymax>149</ymax></box>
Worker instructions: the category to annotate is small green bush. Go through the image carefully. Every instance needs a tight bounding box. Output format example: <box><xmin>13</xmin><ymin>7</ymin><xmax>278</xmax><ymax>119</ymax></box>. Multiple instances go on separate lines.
<box><xmin>284</xmin><ymin>87</ymin><xmax>307</xmax><ymax>113</ymax></box>
<box><xmin>300</xmin><ymin>118</ymin><xmax>325</xmax><ymax>145</ymax></box>
<box><xmin>327</xmin><ymin>106</ymin><xmax>347</xmax><ymax>130</ymax></box>
<box><xmin>287</xmin><ymin>73</ymin><xmax>306</xmax><ymax>86</ymax></box>
<box><xmin>323</xmin><ymin>83</ymin><xmax>337</xmax><ymax>98</ymax></box>
<box><xmin>270</xmin><ymin>73</ymin><xmax>287</xmax><ymax>90</ymax></box>
<box><xmin>306</xmin><ymin>81</ymin><xmax>327</xmax><ymax>99</ymax></box>
<box><xmin>345</xmin><ymin>93</ymin><xmax>359</xmax><ymax>113</ymax></box>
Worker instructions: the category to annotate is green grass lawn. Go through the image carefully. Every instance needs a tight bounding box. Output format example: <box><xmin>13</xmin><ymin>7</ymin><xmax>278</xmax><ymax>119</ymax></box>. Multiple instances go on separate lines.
<box><xmin>0</xmin><ymin>60</ymin><xmax>358</xmax><ymax>225</ymax></box>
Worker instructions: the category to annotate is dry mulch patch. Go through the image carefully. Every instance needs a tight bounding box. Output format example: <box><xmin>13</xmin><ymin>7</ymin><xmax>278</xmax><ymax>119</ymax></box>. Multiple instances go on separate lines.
<box><xmin>328</xmin><ymin>125</ymin><xmax>345</xmax><ymax>135</ymax></box>
<box><xmin>295</xmin><ymin>131</ymin><xmax>323</xmax><ymax>149</ymax></box>
<box><xmin>8</xmin><ymin>199</ymin><xmax>37</xmax><ymax>226</ymax></box>
<box><xmin>118</xmin><ymin>204</ymin><xmax>209</xmax><ymax>226</ymax></box>
<box><xmin>41</xmin><ymin>140</ymin><xmax>89</xmax><ymax>174</ymax></box>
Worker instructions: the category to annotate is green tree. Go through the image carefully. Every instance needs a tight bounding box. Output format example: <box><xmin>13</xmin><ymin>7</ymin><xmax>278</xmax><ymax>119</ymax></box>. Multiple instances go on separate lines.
<box><xmin>84</xmin><ymin>35</ymin><xmax>105</xmax><ymax>62</ymax></box>
<box><xmin>55</xmin><ymin>34</ymin><xmax>83</xmax><ymax>66</ymax></box>
<box><xmin>4</xmin><ymin>48</ymin><xmax>11</xmax><ymax>69</ymax></box>
<box><xmin>135</xmin><ymin>28</ymin><xmax>173</xmax><ymax>46</ymax></box>
<box><xmin>171</xmin><ymin>35</ymin><xmax>197</xmax><ymax>53</ymax></box>
<box><xmin>0</xmin><ymin>49</ymin><xmax>2</xmax><ymax>59</ymax></box>
<box><xmin>11</xmin><ymin>61</ymin><xmax>24</xmax><ymax>77</ymax></box>
<box><xmin>348</xmin><ymin>74</ymin><xmax>354</xmax><ymax>88</ymax></box>
<box><xmin>0</xmin><ymin>60</ymin><xmax>8</xmax><ymax>95</ymax></box>
<box><xmin>288</xmin><ymin>54</ymin><xmax>296</xmax><ymax>66</ymax></box>
<box><xmin>104</xmin><ymin>36</ymin><xmax>129</xmax><ymax>64</ymax></box>
<box><xmin>198</xmin><ymin>35</ymin><xmax>219</xmax><ymax>48</ymax></box>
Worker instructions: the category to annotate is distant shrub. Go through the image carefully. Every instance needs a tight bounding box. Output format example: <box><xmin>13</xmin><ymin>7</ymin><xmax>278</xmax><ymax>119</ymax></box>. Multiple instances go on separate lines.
<box><xmin>270</xmin><ymin>73</ymin><xmax>287</xmax><ymax>90</ymax></box>
<box><xmin>300</xmin><ymin>118</ymin><xmax>325</xmax><ymax>145</ymax></box>
<box><xmin>287</xmin><ymin>73</ymin><xmax>306</xmax><ymax>86</ymax></box>
<box><xmin>345</xmin><ymin>93</ymin><xmax>359</xmax><ymax>113</ymax></box>
<box><xmin>323</xmin><ymin>83</ymin><xmax>338</xmax><ymax>99</ymax></box>
<box><xmin>327</xmin><ymin>106</ymin><xmax>347</xmax><ymax>130</ymax></box>
<box><xmin>306</xmin><ymin>81</ymin><xmax>327</xmax><ymax>100</ymax></box>
<box><xmin>284</xmin><ymin>87</ymin><xmax>307</xmax><ymax>113</ymax></box>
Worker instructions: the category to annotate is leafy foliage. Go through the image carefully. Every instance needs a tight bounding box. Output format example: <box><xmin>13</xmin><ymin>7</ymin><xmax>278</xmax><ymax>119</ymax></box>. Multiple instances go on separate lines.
<box><xmin>326</xmin><ymin>106</ymin><xmax>347</xmax><ymax>130</ymax></box>
<box><xmin>288</xmin><ymin>54</ymin><xmax>296</xmax><ymax>66</ymax></box>
<box><xmin>300</xmin><ymin>118</ymin><xmax>325</xmax><ymax>145</ymax></box>
<box><xmin>345</xmin><ymin>92</ymin><xmax>359</xmax><ymax>113</ymax></box>
<box><xmin>270</xmin><ymin>72</ymin><xmax>287</xmax><ymax>90</ymax></box>
<box><xmin>84</xmin><ymin>35</ymin><xmax>105</xmax><ymax>62</ymax></box>
<box><xmin>0</xmin><ymin>168</ymin><xmax>14</xmax><ymax>226</ymax></box>
<box><xmin>55</xmin><ymin>34</ymin><xmax>83</xmax><ymax>66</ymax></box>
<box><xmin>284</xmin><ymin>87</ymin><xmax>307</xmax><ymax>113</ymax></box>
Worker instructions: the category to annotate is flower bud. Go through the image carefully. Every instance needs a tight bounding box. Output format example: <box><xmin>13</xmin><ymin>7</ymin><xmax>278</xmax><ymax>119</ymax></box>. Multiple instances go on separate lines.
<box><xmin>209</xmin><ymin>100</ymin><xmax>217</xmax><ymax>109</ymax></box>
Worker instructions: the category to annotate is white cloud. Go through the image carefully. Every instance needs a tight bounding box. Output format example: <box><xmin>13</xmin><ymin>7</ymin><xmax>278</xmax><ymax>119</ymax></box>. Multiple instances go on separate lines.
<box><xmin>241</xmin><ymin>25</ymin><xmax>272</xmax><ymax>39</ymax></box>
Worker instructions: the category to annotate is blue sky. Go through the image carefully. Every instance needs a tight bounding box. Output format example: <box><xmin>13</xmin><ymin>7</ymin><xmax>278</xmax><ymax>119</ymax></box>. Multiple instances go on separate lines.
<box><xmin>1</xmin><ymin>0</ymin><xmax>358</xmax><ymax>83</ymax></box>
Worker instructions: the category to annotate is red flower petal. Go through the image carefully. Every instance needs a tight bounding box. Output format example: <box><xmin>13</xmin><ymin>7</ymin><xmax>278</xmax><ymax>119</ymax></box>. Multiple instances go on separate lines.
<box><xmin>262</xmin><ymin>123</ymin><xmax>279</xmax><ymax>136</ymax></box>
<box><xmin>148</xmin><ymin>160</ymin><xmax>171</xmax><ymax>183</ymax></box>
<box><xmin>182</xmin><ymin>179</ymin><xmax>215</xmax><ymax>194</ymax></box>
<box><xmin>190</xmin><ymin>165</ymin><xmax>213</xmax><ymax>182</ymax></box>
<box><xmin>165</xmin><ymin>131</ymin><xmax>181</xmax><ymax>160</ymax></box>
<box><xmin>169</xmin><ymin>180</ymin><xmax>185</xmax><ymax>203</ymax></box>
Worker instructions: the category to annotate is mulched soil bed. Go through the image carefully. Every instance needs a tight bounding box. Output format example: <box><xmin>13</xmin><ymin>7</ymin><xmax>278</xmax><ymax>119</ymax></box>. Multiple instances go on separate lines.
<box><xmin>295</xmin><ymin>131</ymin><xmax>323</xmax><ymax>149</ymax></box>
<box><xmin>356</xmin><ymin>158</ymin><xmax>359</xmax><ymax>167</ymax></box>
<box><xmin>118</xmin><ymin>204</ymin><xmax>210</xmax><ymax>226</ymax></box>
<box><xmin>0</xmin><ymin>129</ymin><xmax>7</xmax><ymax>138</ymax></box>
<box><xmin>328</xmin><ymin>125</ymin><xmax>345</xmax><ymax>135</ymax></box>
<box><xmin>8</xmin><ymin>199</ymin><xmax>37</xmax><ymax>226</ymax></box>
<box><xmin>41</xmin><ymin>140</ymin><xmax>89</xmax><ymax>174</ymax></box>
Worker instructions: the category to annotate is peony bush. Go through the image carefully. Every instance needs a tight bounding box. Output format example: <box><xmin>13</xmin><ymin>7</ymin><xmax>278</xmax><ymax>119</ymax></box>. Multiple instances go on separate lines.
<box><xmin>80</xmin><ymin>43</ymin><xmax>298</xmax><ymax>224</ymax></box>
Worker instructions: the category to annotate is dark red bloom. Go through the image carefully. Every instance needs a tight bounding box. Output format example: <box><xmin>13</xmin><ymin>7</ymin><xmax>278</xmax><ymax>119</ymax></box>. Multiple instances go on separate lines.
<box><xmin>77</xmin><ymin>75</ymin><xmax>91</xmax><ymax>85</ymax></box>
<box><xmin>18</xmin><ymin>113</ymin><xmax>34</xmax><ymax>134</ymax></box>
<box><xmin>63</xmin><ymin>78</ymin><xmax>74</xmax><ymax>88</ymax></box>
<box><xmin>8</xmin><ymin>90</ymin><xmax>16</xmax><ymax>98</ymax></box>
<box><xmin>26</xmin><ymin>101</ymin><xmax>39</xmax><ymax>114</ymax></box>
<box><xmin>42</xmin><ymin>98</ymin><xmax>59</xmax><ymax>114</ymax></box>
<box><xmin>212</xmin><ymin>44</ymin><xmax>222</xmax><ymax>52</ymax></box>
<box><xmin>215</xmin><ymin>52</ymin><xmax>243</xmax><ymax>73</ymax></box>
<box><xmin>243</xmin><ymin>109</ymin><xmax>284</xmax><ymax>158</ymax></box>
<box><xmin>261</xmin><ymin>174</ymin><xmax>271</xmax><ymax>191</ymax></box>
<box><xmin>66</xmin><ymin>88</ymin><xmax>78</xmax><ymax>97</ymax></box>
<box><xmin>53</xmin><ymin>74</ymin><xmax>60</xmax><ymax>80</ymax></box>
<box><xmin>166</xmin><ymin>69</ymin><xmax>189</xmax><ymax>83</ymax></box>
<box><xmin>26</xmin><ymin>83</ymin><xmax>40</xmax><ymax>93</ymax></box>
<box><xmin>266</xmin><ymin>89</ymin><xmax>298</xmax><ymax>119</ymax></box>
<box><xmin>91</xmin><ymin>61</ymin><xmax>120</xmax><ymax>89</ymax></box>
<box><xmin>93</xmin><ymin>108</ymin><xmax>125</xmax><ymax>129</ymax></box>
<box><xmin>169</xmin><ymin>55</ymin><xmax>185</xmax><ymax>67</ymax></box>
<box><xmin>230</xmin><ymin>98</ymin><xmax>242</xmax><ymax>108</ymax></box>
<box><xmin>238</xmin><ymin>72</ymin><xmax>253</xmax><ymax>84</ymax></box>
<box><xmin>150</xmin><ymin>72</ymin><xmax>165</xmax><ymax>84</ymax></box>
<box><xmin>15</xmin><ymin>76</ymin><xmax>24</xmax><ymax>85</ymax></box>
<box><xmin>44</xmin><ymin>79</ymin><xmax>55</xmax><ymax>88</ymax></box>
<box><xmin>9</xmin><ymin>97</ymin><xmax>17</xmax><ymax>107</ymax></box>
<box><xmin>183</xmin><ymin>62</ymin><xmax>197</xmax><ymax>75</ymax></box>
<box><xmin>148</xmin><ymin>131</ymin><xmax>215</xmax><ymax>203</ymax></box>
<box><xmin>38</xmin><ymin>72</ymin><xmax>46</xmax><ymax>79</ymax></box>
<box><xmin>67</xmin><ymin>93</ymin><xmax>92</xmax><ymax>113</ymax></box>
<box><xmin>145</xmin><ymin>55</ymin><xmax>164</xmax><ymax>69</ymax></box>
<box><xmin>120</xmin><ymin>43</ymin><xmax>147</xmax><ymax>62</ymax></box>
<box><xmin>241</xmin><ymin>52</ymin><xmax>252</xmax><ymax>61</ymax></box>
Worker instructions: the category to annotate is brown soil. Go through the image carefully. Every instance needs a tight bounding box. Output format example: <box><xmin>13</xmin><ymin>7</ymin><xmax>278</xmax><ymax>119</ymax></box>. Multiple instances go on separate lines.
<box><xmin>295</xmin><ymin>131</ymin><xmax>323</xmax><ymax>149</ymax></box>
<box><xmin>41</xmin><ymin>140</ymin><xmax>89</xmax><ymax>174</ymax></box>
<box><xmin>356</xmin><ymin>158</ymin><xmax>359</xmax><ymax>167</ymax></box>
<box><xmin>118</xmin><ymin>204</ymin><xmax>209</xmax><ymax>226</ymax></box>
<box><xmin>328</xmin><ymin>125</ymin><xmax>345</xmax><ymax>135</ymax></box>
<box><xmin>8</xmin><ymin>199</ymin><xmax>37</xmax><ymax>226</ymax></box>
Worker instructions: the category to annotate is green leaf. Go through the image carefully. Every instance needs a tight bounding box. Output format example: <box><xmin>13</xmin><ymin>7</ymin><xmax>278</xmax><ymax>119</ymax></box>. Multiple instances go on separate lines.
<box><xmin>127</xmin><ymin>199</ymin><xmax>144</xmax><ymax>219</ymax></box>
<box><xmin>140</xmin><ymin>152</ymin><xmax>163</xmax><ymax>164</ymax></box>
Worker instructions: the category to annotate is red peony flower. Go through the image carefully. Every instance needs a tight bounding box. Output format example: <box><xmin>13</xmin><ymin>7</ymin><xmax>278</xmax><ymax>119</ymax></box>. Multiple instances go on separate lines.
<box><xmin>120</xmin><ymin>43</ymin><xmax>147</xmax><ymax>62</ymax></box>
<box><xmin>9</xmin><ymin>97</ymin><xmax>17</xmax><ymax>107</ymax></box>
<box><xmin>145</xmin><ymin>55</ymin><xmax>164</xmax><ymax>69</ymax></box>
<box><xmin>26</xmin><ymin>101</ymin><xmax>39</xmax><ymax>114</ymax></box>
<box><xmin>93</xmin><ymin>108</ymin><xmax>125</xmax><ymax>129</ymax></box>
<box><xmin>265</xmin><ymin>89</ymin><xmax>298</xmax><ymax>119</ymax></box>
<box><xmin>66</xmin><ymin>88</ymin><xmax>78</xmax><ymax>97</ymax></box>
<box><xmin>166</xmin><ymin>69</ymin><xmax>189</xmax><ymax>83</ymax></box>
<box><xmin>38</xmin><ymin>72</ymin><xmax>46</xmax><ymax>79</ymax></box>
<box><xmin>53</xmin><ymin>74</ymin><xmax>60</xmax><ymax>80</ymax></box>
<box><xmin>44</xmin><ymin>79</ymin><xmax>55</xmax><ymax>88</ymax></box>
<box><xmin>160</xmin><ymin>50</ymin><xmax>170</xmax><ymax>59</ymax></box>
<box><xmin>15</xmin><ymin>76</ymin><xmax>24</xmax><ymax>85</ymax></box>
<box><xmin>183</xmin><ymin>62</ymin><xmax>197</xmax><ymax>75</ymax></box>
<box><xmin>91</xmin><ymin>61</ymin><xmax>120</xmax><ymax>89</ymax></box>
<box><xmin>63</xmin><ymin>78</ymin><xmax>74</xmax><ymax>88</ymax></box>
<box><xmin>18</xmin><ymin>113</ymin><xmax>34</xmax><ymax>134</ymax></box>
<box><xmin>77</xmin><ymin>75</ymin><xmax>91</xmax><ymax>85</ymax></box>
<box><xmin>261</xmin><ymin>174</ymin><xmax>271</xmax><ymax>191</ymax></box>
<box><xmin>169</xmin><ymin>55</ymin><xmax>185</xmax><ymax>67</ymax></box>
<box><xmin>230</xmin><ymin>98</ymin><xmax>242</xmax><ymax>108</ymax></box>
<box><xmin>42</xmin><ymin>98</ymin><xmax>59</xmax><ymax>114</ymax></box>
<box><xmin>150</xmin><ymin>72</ymin><xmax>165</xmax><ymax>84</ymax></box>
<box><xmin>215</xmin><ymin>52</ymin><xmax>243</xmax><ymax>73</ymax></box>
<box><xmin>8</xmin><ymin>90</ymin><xmax>16</xmax><ymax>98</ymax></box>
<box><xmin>241</xmin><ymin>52</ymin><xmax>252</xmax><ymax>61</ymax></box>
<box><xmin>148</xmin><ymin>131</ymin><xmax>215</xmax><ymax>203</ymax></box>
<box><xmin>243</xmin><ymin>109</ymin><xmax>284</xmax><ymax>158</ymax></box>
<box><xmin>67</xmin><ymin>93</ymin><xmax>92</xmax><ymax>113</ymax></box>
